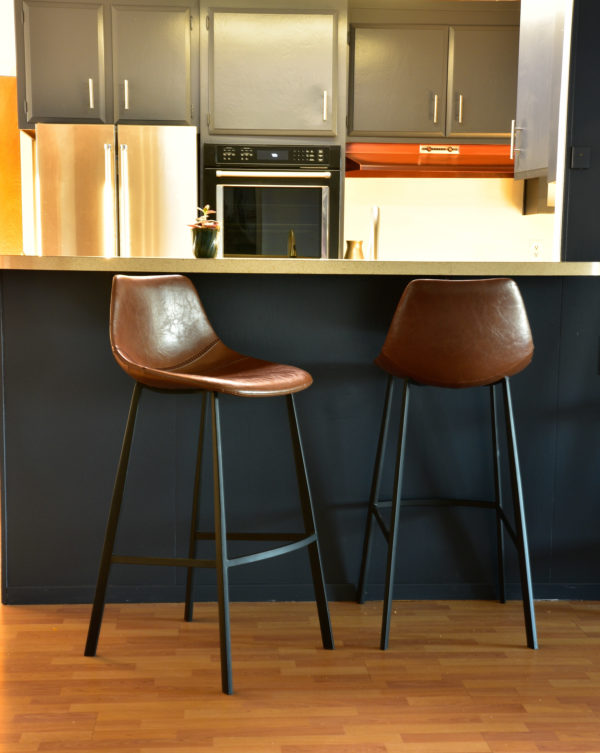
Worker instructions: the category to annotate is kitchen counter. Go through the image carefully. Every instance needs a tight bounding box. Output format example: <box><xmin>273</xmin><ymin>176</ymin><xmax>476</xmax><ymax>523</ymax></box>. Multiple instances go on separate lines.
<box><xmin>1</xmin><ymin>254</ymin><xmax>600</xmax><ymax>276</ymax></box>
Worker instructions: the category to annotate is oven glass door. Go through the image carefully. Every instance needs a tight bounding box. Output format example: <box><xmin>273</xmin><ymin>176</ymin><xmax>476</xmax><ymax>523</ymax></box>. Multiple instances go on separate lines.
<box><xmin>216</xmin><ymin>183</ymin><xmax>329</xmax><ymax>257</ymax></box>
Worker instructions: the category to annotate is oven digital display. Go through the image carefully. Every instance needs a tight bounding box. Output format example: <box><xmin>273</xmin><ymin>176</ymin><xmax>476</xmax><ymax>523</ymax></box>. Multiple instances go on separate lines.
<box><xmin>256</xmin><ymin>149</ymin><xmax>289</xmax><ymax>162</ymax></box>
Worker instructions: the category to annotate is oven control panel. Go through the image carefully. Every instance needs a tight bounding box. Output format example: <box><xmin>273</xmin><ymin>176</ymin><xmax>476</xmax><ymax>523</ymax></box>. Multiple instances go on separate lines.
<box><xmin>207</xmin><ymin>144</ymin><xmax>339</xmax><ymax>168</ymax></box>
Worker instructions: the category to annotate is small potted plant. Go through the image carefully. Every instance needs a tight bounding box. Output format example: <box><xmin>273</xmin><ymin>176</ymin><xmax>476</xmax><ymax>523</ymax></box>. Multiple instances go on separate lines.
<box><xmin>190</xmin><ymin>205</ymin><xmax>220</xmax><ymax>258</ymax></box>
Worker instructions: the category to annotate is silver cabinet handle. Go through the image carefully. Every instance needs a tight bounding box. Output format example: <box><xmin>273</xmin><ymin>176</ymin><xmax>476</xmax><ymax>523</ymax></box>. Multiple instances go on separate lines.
<box><xmin>433</xmin><ymin>93</ymin><xmax>438</xmax><ymax>124</ymax></box>
<box><xmin>119</xmin><ymin>144</ymin><xmax>130</xmax><ymax>256</ymax></box>
<box><xmin>510</xmin><ymin>119</ymin><xmax>516</xmax><ymax>159</ymax></box>
<box><xmin>323</xmin><ymin>90</ymin><xmax>328</xmax><ymax>121</ymax></box>
<box><xmin>124</xmin><ymin>79</ymin><xmax>130</xmax><ymax>111</ymax></box>
<box><xmin>510</xmin><ymin>119</ymin><xmax>523</xmax><ymax>159</ymax></box>
<box><xmin>458</xmin><ymin>94</ymin><xmax>464</xmax><ymax>124</ymax></box>
<box><xmin>88</xmin><ymin>78</ymin><xmax>94</xmax><ymax>110</ymax></box>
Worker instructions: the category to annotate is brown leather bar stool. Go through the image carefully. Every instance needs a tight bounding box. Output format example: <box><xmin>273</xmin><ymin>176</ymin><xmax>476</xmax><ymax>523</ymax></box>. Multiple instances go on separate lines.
<box><xmin>357</xmin><ymin>278</ymin><xmax>538</xmax><ymax>651</ymax></box>
<box><xmin>84</xmin><ymin>274</ymin><xmax>334</xmax><ymax>694</ymax></box>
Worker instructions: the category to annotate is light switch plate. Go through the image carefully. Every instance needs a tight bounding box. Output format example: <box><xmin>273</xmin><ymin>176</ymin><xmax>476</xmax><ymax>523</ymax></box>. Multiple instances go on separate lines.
<box><xmin>571</xmin><ymin>146</ymin><xmax>591</xmax><ymax>169</ymax></box>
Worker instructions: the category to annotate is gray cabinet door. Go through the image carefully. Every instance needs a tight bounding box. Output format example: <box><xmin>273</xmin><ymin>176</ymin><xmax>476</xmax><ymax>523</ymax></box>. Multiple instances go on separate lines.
<box><xmin>209</xmin><ymin>10</ymin><xmax>337</xmax><ymax>135</ymax></box>
<box><xmin>349</xmin><ymin>26</ymin><xmax>448</xmax><ymax>137</ymax></box>
<box><xmin>22</xmin><ymin>0</ymin><xmax>107</xmax><ymax>123</ymax></box>
<box><xmin>514</xmin><ymin>0</ymin><xmax>569</xmax><ymax>180</ymax></box>
<box><xmin>447</xmin><ymin>26</ymin><xmax>519</xmax><ymax>138</ymax></box>
<box><xmin>112</xmin><ymin>5</ymin><xmax>192</xmax><ymax>124</ymax></box>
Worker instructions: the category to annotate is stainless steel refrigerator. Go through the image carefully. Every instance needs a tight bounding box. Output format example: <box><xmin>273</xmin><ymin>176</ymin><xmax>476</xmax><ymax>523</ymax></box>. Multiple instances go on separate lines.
<box><xmin>35</xmin><ymin>123</ymin><xmax>197</xmax><ymax>257</ymax></box>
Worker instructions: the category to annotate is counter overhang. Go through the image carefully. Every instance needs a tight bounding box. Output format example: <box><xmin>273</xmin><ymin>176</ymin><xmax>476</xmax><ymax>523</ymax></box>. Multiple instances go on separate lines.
<box><xmin>0</xmin><ymin>256</ymin><xmax>598</xmax><ymax>277</ymax></box>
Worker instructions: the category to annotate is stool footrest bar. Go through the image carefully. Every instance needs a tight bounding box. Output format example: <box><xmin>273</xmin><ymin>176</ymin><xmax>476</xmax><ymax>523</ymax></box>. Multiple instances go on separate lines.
<box><xmin>112</xmin><ymin>533</ymin><xmax>317</xmax><ymax>571</ymax></box>
<box><xmin>371</xmin><ymin>497</ymin><xmax>519</xmax><ymax>550</ymax></box>
<box><xmin>113</xmin><ymin>554</ymin><xmax>216</xmax><ymax>569</ymax></box>
<box><xmin>374</xmin><ymin>508</ymin><xmax>390</xmax><ymax>540</ymax></box>
<box><xmin>375</xmin><ymin>497</ymin><xmax>499</xmax><ymax>510</ymax></box>
<box><xmin>194</xmin><ymin>531</ymin><xmax>310</xmax><ymax>542</ymax></box>
<box><xmin>228</xmin><ymin>534</ymin><xmax>317</xmax><ymax>568</ymax></box>
<box><xmin>498</xmin><ymin>509</ymin><xmax>518</xmax><ymax>546</ymax></box>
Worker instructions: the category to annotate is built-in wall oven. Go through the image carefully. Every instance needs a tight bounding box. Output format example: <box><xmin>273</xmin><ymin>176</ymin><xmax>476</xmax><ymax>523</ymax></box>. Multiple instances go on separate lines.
<box><xmin>203</xmin><ymin>144</ymin><xmax>341</xmax><ymax>258</ymax></box>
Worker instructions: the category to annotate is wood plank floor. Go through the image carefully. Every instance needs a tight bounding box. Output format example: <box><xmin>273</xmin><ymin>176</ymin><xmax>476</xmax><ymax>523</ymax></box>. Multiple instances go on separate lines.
<box><xmin>2</xmin><ymin>600</ymin><xmax>600</xmax><ymax>752</ymax></box>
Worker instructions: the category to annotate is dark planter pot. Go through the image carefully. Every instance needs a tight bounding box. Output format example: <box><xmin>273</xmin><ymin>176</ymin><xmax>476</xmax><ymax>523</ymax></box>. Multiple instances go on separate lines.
<box><xmin>192</xmin><ymin>227</ymin><xmax>219</xmax><ymax>258</ymax></box>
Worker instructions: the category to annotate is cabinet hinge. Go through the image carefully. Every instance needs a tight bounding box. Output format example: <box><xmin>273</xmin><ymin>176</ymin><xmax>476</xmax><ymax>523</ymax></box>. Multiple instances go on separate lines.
<box><xmin>205</xmin><ymin>14</ymin><xmax>210</xmax><ymax>31</ymax></box>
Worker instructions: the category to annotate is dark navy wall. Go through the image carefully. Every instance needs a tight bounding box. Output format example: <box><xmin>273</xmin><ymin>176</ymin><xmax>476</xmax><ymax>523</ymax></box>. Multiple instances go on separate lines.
<box><xmin>1</xmin><ymin>271</ymin><xmax>599</xmax><ymax>605</ymax></box>
<box><xmin>563</xmin><ymin>0</ymin><xmax>600</xmax><ymax>260</ymax></box>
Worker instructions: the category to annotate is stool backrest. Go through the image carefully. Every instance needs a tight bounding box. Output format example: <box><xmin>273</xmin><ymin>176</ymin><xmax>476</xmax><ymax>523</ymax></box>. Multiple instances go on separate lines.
<box><xmin>110</xmin><ymin>274</ymin><xmax>220</xmax><ymax>374</ymax></box>
<box><xmin>375</xmin><ymin>278</ymin><xmax>534</xmax><ymax>388</ymax></box>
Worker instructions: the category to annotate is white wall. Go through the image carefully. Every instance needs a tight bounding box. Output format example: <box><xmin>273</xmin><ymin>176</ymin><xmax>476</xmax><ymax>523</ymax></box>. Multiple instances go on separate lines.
<box><xmin>344</xmin><ymin>177</ymin><xmax>556</xmax><ymax>261</ymax></box>
<box><xmin>0</xmin><ymin>0</ymin><xmax>16</xmax><ymax>76</ymax></box>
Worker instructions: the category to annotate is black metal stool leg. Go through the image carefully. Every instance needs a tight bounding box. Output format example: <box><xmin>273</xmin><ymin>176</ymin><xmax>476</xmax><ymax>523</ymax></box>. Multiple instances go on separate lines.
<box><xmin>502</xmin><ymin>377</ymin><xmax>538</xmax><ymax>650</ymax></box>
<box><xmin>85</xmin><ymin>382</ymin><xmax>142</xmax><ymax>657</ymax></box>
<box><xmin>357</xmin><ymin>375</ymin><xmax>395</xmax><ymax>604</ymax></box>
<box><xmin>381</xmin><ymin>380</ymin><xmax>410</xmax><ymax>651</ymax></box>
<box><xmin>184</xmin><ymin>392</ymin><xmax>208</xmax><ymax>622</ymax></box>
<box><xmin>211</xmin><ymin>392</ymin><xmax>234</xmax><ymax>694</ymax></box>
<box><xmin>287</xmin><ymin>394</ymin><xmax>334</xmax><ymax>651</ymax></box>
<box><xmin>490</xmin><ymin>384</ymin><xmax>506</xmax><ymax>604</ymax></box>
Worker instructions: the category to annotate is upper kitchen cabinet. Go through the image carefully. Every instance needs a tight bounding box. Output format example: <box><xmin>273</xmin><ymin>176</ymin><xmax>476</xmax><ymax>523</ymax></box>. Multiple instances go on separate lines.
<box><xmin>20</xmin><ymin>0</ymin><xmax>107</xmax><ymax>125</ymax></box>
<box><xmin>514</xmin><ymin>0</ymin><xmax>570</xmax><ymax>181</ymax></box>
<box><xmin>15</xmin><ymin>0</ymin><xmax>197</xmax><ymax>127</ymax></box>
<box><xmin>447</xmin><ymin>26</ymin><xmax>519</xmax><ymax>138</ymax></box>
<box><xmin>349</xmin><ymin>23</ymin><xmax>519</xmax><ymax>140</ymax></box>
<box><xmin>207</xmin><ymin>9</ymin><xmax>337</xmax><ymax>135</ymax></box>
<box><xmin>112</xmin><ymin>4</ymin><xmax>192</xmax><ymax>124</ymax></box>
<box><xmin>350</xmin><ymin>26</ymin><xmax>448</xmax><ymax>138</ymax></box>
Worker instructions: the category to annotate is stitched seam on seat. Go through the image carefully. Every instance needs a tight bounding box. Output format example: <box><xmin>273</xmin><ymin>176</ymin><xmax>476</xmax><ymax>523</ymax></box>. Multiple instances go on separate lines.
<box><xmin>177</xmin><ymin>353</ymin><xmax>254</xmax><ymax>377</ymax></box>
<box><xmin>163</xmin><ymin>336</ymin><xmax>222</xmax><ymax>370</ymax></box>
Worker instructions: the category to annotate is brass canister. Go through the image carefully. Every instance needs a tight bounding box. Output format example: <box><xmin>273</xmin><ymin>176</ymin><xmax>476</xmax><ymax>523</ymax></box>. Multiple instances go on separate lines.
<box><xmin>344</xmin><ymin>240</ymin><xmax>364</xmax><ymax>260</ymax></box>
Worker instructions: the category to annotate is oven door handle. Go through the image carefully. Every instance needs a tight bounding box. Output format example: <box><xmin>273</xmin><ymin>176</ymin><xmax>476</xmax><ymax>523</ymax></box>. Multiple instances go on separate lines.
<box><xmin>215</xmin><ymin>170</ymin><xmax>332</xmax><ymax>179</ymax></box>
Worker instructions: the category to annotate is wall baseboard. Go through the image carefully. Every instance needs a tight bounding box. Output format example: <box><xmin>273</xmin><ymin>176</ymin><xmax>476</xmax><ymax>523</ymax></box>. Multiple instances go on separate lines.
<box><xmin>4</xmin><ymin>582</ymin><xmax>600</xmax><ymax>606</ymax></box>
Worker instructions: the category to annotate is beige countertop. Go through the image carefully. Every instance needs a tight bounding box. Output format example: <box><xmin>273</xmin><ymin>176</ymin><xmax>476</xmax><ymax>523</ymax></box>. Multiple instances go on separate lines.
<box><xmin>1</xmin><ymin>255</ymin><xmax>599</xmax><ymax>276</ymax></box>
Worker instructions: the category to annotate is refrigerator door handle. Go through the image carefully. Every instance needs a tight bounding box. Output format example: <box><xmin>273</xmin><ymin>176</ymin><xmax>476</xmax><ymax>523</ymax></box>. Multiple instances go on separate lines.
<box><xmin>119</xmin><ymin>143</ymin><xmax>131</xmax><ymax>257</ymax></box>
<box><xmin>88</xmin><ymin>78</ymin><xmax>95</xmax><ymax>110</ymax></box>
<box><xmin>103</xmin><ymin>143</ymin><xmax>116</xmax><ymax>256</ymax></box>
